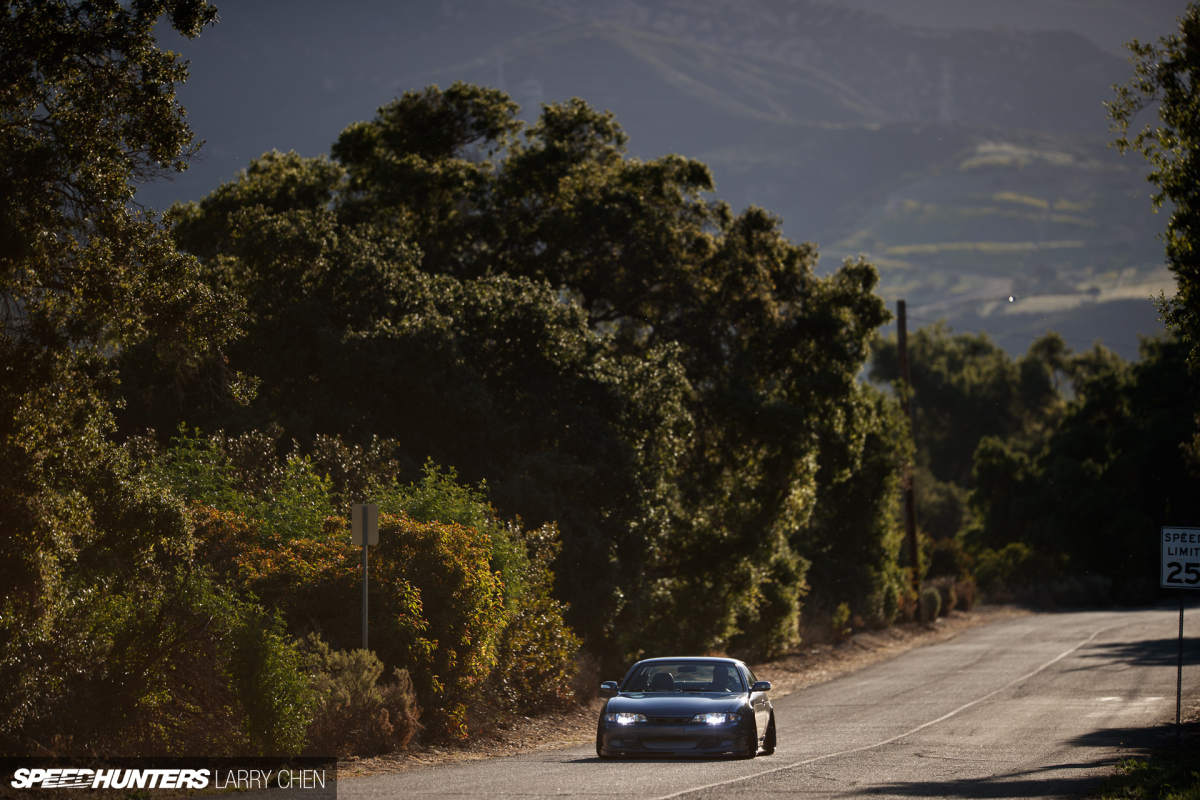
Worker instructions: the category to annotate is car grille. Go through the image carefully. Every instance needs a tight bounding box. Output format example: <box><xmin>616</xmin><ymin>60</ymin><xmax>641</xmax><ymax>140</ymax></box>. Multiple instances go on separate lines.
<box><xmin>647</xmin><ymin>717</ymin><xmax>691</xmax><ymax>724</ymax></box>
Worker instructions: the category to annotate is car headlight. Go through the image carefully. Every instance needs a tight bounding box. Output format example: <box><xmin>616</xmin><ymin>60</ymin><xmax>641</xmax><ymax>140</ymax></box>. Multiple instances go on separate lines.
<box><xmin>691</xmin><ymin>712</ymin><xmax>739</xmax><ymax>724</ymax></box>
<box><xmin>604</xmin><ymin>712</ymin><xmax>647</xmax><ymax>725</ymax></box>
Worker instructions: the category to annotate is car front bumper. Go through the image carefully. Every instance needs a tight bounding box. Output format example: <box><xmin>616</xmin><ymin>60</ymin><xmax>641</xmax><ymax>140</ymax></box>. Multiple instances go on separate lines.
<box><xmin>599</xmin><ymin>720</ymin><xmax>751</xmax><ymax>756</ymax></box>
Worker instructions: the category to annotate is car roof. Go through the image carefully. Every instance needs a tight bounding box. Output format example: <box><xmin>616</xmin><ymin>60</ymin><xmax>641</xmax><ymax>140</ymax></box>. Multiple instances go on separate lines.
<box><xmin>633</xmin><ymin>656</ymin><xmax>744</xmax><ymax>666</ymax></box>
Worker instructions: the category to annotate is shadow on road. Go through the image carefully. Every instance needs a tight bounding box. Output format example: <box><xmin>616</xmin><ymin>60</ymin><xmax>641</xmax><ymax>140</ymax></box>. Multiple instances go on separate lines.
<box><xmin>845</xmin><ymin>724</ymin><xmax>1178</xmax><ymax>798</ymax></box>
<box><xmin>1069</xmin><ymin>637</ymin><xmax>1200</xmax><ymax>669</ymax></box>
<box><xmin>579</xmin><ymin>755</ymin><xmax>750</xmax><ymax>764</ymax></box>
<box><xmin>1066</xmin><ymin>722</ymin><xmax>1179</xmax><ymax>750</ymax></box>
<box><xmin>843</xmin><ymin>758</ymin><xmax>1120</xmax><ymax>798</ymax></box>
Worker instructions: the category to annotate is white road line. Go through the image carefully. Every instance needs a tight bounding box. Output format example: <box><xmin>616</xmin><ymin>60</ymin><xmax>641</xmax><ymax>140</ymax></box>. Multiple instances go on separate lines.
<box><xmin>652</xmin><ymin>627</ymin><xmax>1111</xmax><ymax>800</ymax></box>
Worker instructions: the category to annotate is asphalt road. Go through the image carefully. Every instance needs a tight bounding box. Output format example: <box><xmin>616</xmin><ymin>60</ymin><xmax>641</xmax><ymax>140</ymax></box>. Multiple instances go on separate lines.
<box><xmin>342</xmin><ymin>606</ymin><xmax>1200</xmax><ymax>799</ymax></box>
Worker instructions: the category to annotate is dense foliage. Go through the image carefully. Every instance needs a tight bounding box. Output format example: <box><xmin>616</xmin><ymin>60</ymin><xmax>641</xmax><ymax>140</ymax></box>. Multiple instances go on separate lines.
<box><xmin>1108</xmin><ymin>2</ymin><xmax>1200</xmax><ymax>373</ymax></box>
<box><xmin>871</xmin><ymin>325</ymin><xmax>1069</xmax><ymax>549</ymax></box>
<box><xmin>1</xmin><ymin>3</ymin><xmax>914</xmax><ymax>754</ymax></box>
<box><xmin>0</xmin><ymin>0</ymin><xmax>253</xmax><ymax>755</ymax></box>
<box><xmin>193</xmin><ymin>506</ymin><xmax>505</xmax><ymax>740</ymax></box>
<box><xmin>794</xmin><ymin>384</ymin><xmax>910</xmax><ymax>627</ymax></box>
<box><xmin>1101</xmin><ymin>745</ymin><xmax>1200</xmax><ymax>800</ymax></box>
<box><xmin>970</xmin><ymin>336</ymin><xmax>1200</xmax><ymax>600</ymax></box>
<box><xmin>873</xmin><ymin>322</ymin><xmax>1200</xmax><ymax>601</ymax></box>
<box><xmin>121</xmin><ymin>83</ymin><xmax>904</xmax><ymax>660</ymax></box>
<box><xmin>146</xmin><ymin>428</ymin><xmax>580</xmax><ymax>739</ymax></box>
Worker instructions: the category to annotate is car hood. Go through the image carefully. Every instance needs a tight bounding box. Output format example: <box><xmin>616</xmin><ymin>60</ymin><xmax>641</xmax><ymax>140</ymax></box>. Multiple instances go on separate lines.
<box><xmin>606</xmin><ymin>693</ymin><xmax>744</xmax><ymax>715</ymax></box>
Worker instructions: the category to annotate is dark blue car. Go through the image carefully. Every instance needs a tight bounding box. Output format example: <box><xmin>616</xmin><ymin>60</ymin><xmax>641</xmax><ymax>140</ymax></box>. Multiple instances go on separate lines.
<box><xmin>595</xmin><ymin>656</ymin><xmax>776</xmax><ymax>758</ymax></box>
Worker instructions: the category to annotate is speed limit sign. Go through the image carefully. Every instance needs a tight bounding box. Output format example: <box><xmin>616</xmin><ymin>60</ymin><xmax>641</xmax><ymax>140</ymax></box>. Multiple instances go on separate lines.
<box><xmin>1161</xmin><ymin>527</ymin><xmax>1200</xmax><ymax>588</ymax></box>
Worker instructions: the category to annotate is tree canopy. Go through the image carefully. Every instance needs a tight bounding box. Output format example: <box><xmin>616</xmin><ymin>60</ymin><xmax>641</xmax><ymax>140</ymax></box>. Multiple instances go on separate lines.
<box><xmin>0</xmin><ymin>0</ymin><xmax>296</xmax><ymax>754</ymax></box>
<box><xmin>1108</xmin><ymin>2</ymin><xmax>1200</xmax><ymax>371</ymax></box>
<box><xmin>122</xmin><ymin>82</ymin><xmax>903</xmax><ymax>660</ymax></box>
<box><xmin>969</xmin><ymin>336</ymin><xmax>1200</xmax><ymax>599</ymax></box>
<box><xmin>0</xmin><ymin>0</ymin><xmax>229</xmax><ymax>636</ymax></box>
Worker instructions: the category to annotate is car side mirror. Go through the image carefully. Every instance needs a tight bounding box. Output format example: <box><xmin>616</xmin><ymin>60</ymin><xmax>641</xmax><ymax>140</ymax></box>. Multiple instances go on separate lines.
<box><xmin>599</xmin><ymin>680</ymin><xmax>619</xmax><ymax>698</ymax></box>
<box><xmin>751</xmin><ymin>680</ymin><xmax>772</xmax><ymax>693</ymax></box>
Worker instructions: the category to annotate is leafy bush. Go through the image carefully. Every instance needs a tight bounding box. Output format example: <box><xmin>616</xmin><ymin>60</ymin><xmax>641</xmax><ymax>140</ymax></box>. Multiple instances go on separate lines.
<box><xmin>371</xmin><ymin>461</ymin><xmax>530</xmax><ymax>614</ymax></box>
<box><xmin>1101</xmin><ymin>748</ymin><xmax>1200</xmax><ymax>800</ymax></box>
<box><xmin>927</xmin><ymin>577</ymin><xmax>957</xmax><ymax>616</ymax></box>
<box><xmin>167</xmin><ymin>438</ymin><xmax>585</xmax><ymax>738</ymax></box>
<box><xmin>728</xmin><ymin>550</ymin><xmax>810</xmax><ymax>661</ymax></box>
<box><xmin>0</xmin><ymin>564</ymin><xmax>311</xmax><ymax>757</ymax></box>
<box><xmin>226</xmin><ymin>608</ymin><xmax>312</xmax><ymax>756</ymax></box>
<box><xmin>831</xmin><ymin>602</ymin><xmax>853</xmax><ymax>640</ymax></box>
<box><xmin>919</xmin><ymin>587</ymin><xmax>942</xmax><ymax>622</ymax></box>
<box><xmin>974</xmin><ymin>542</ymin><xmax>1061</xmax><ymax>596</ymax></box>
<box><xmin>955</xmin><ymin>578</ymin><xmax>978</xmax><ymax>611</ymax></box>
<box><xmin>879</xmin><ymin>579</ymin><xmax>903</xmax><ymax>626</ymax></box>
<box><xmin>479</xmin><ymin>523</ymin><xmax>580</xmax><ymax>716</ymax></box>
<box><xmin>926</xmin><ymin>537</ymin><xmax>974</xmax><ymax>581</ymax></box>
<box><xmin>144</xmin><ymin>426</ymin><xmax>335</xmax><ymax>541</ymax></box>
<box><xmin>301</xmin><ymin>635</ymin><xmax>420</xmax><ymax>756</ymax></box>
<box><xmin>192</xmin><ymin>507</ymin><xmax>506</xmax><ymax>741</ymax></box>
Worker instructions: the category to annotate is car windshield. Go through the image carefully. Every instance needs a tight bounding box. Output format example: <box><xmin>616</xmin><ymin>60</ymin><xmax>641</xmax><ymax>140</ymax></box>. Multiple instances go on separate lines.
<box><xmin>623</xmin><ymin>662</ymin><xmax>745</xmax><ymax>694</ymax></box>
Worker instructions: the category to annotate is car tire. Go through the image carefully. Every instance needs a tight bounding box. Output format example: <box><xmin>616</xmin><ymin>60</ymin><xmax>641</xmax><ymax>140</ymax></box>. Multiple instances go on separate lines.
<box><xmin>596</xmin><ymin>719</ymin><xmax>614</xmax><ymax>760</ymax></box>
<box><xmin>741</xmin><ymin>721</ymin><xmax>758</xmax><ymax>759</ymax></box>
<box><xmin>761</xmin><ymin>712</ymin><xmax>776</xmax><ymax>755</ymax></box>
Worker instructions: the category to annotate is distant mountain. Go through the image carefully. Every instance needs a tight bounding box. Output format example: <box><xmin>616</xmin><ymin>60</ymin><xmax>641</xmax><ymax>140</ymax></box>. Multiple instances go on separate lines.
<box><xmin>839</xmin><ymin>0</ymin><xmax>1187</xmax><ymax>59</ymax></box>
<box><xmin>148</xmin><ymin>0</ymin><xmax>1171</xmax><ymax>358</ymax></box>
<box><xmin>515</xmin><ymin>0</ymin><xmax>1131</xmax><ymax>133</ymax></box>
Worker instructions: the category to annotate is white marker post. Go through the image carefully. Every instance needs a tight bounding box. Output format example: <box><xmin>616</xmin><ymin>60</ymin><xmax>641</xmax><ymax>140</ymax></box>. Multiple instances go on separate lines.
<box><xmin>353</xmin><ymin>504</ymin><xmax>379</xmax><ymax>650</ymax></box>
<box><xmin>1161</xmin><ymin>525</ymin><xmax>1200</xmax><ymax>747</ymax></box>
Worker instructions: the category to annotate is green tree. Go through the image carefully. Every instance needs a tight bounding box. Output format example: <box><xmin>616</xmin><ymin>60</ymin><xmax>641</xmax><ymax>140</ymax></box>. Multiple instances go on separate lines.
<box><xmin>0</xmin><ymin>0</ymin><xmax>234</xmax><ymax>614</ymax></box>
<box><xmin>330</xmin><ymin>85</ymin><xmax>893</xmax><ymax>656</ymax></box>
<box><xmin>871</xmin><ymin>324</ymin><xmax>1067</xmax><ymax>489</ymax></box>
<box><xmin>125</xmin><ymin>84</ymin><xmax>897</xmax><ymax>661</ymax></box>
<box><xmin>969</xmin><ymin>337</ymin><xmax>1200</xmax><ymax>599</ymax></box>
<box><xmin>870</xmin><ymin>324</ymin><xmax>1069</xmax><ymax>545</ymax></box>
<box><xmin>0</xmin><ymin>0</ymin><xmax>294</xmax><ymax>755</ymax></box>
<box><xmin>793</xmin><ymin>383</ymin><xmax>909</xmax><ymax>628</ymax></box>
<box><xmin>1108</xmin><ymin>2</ymin><xmax>1200</xmax><ymax>371</ymax></box>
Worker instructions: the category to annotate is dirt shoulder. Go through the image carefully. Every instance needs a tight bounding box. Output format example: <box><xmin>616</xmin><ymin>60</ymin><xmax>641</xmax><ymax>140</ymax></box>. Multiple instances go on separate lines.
<box><xmin>340</xmin><ymin>604</ymin><xmax>1030</xmax><ymax>778</ymax></box>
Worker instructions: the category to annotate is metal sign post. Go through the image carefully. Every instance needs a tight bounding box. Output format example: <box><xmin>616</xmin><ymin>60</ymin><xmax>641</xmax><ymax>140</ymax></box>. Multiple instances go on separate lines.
<box><xmin>1160</xmin><ymin>525</ymin><xmax>1200</xmax><ymax>747</ymax></box>
<box><xmin>353</xmin><ymin>504</ymin><xmax>379</xmax><ymax>650</ymax></box>
<box><xmin>1180</xmin><ymin>588</ymin><xmax>1186</xmax><ymax>748</ymax></box>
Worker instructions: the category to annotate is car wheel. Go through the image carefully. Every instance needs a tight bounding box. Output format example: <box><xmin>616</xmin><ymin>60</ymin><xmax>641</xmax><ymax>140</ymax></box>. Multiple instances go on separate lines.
<box><xmin>761</xmin><ymin>712</ymin><xmax>776</xmax><ymax>755</ymax></box>
<box><xmin>596</xmin><ymin>718</ymin><xmax>613</xmax><ymax>760</ymax></box>
<box><xmin>741</xmin><ymin>720</ymin><xmax>758</xmax><ymax>759</ymax></box>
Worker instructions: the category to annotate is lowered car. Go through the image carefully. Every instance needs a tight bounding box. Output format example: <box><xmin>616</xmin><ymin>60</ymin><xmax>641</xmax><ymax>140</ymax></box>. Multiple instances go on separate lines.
<box><xmin>595</xmin><ymin>656</ymin><xmax>775</xmax><ymax>759</ymax></box>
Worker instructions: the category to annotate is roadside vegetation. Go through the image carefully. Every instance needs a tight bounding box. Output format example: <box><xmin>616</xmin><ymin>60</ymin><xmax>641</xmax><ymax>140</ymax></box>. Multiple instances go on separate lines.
<box><xmin>1</xmin><ymin>0</ymin><xmax>1197</xmax><ymax>760</ymax></box>
<box><xmin>1102</xmin><ymin>745</ymin><xmax>1200</xmax><ymax>800</ymax></box>
<box><xmin>871</xmin><ymin>325</ymin><xmax>1199</xmax><ymax>605</ymax></box>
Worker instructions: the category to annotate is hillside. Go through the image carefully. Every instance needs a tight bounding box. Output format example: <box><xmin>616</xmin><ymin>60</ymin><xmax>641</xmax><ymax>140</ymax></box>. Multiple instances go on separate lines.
<box><xmin>148</xmin><ymin>0</ymin><xmax>1173</xmax><ymax>357</ymax></box>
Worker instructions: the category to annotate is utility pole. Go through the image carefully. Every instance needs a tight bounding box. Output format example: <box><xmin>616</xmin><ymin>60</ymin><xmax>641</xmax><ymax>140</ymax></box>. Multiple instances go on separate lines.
<box><xmin>362</xmin><ymin>511</ymin><xmax>369</xmax><ymax>650</ymax></box>
<box><xmin>897</xmin><ymin>300</ymin><xmax>921</xmax><ymax>602</ymax></box>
